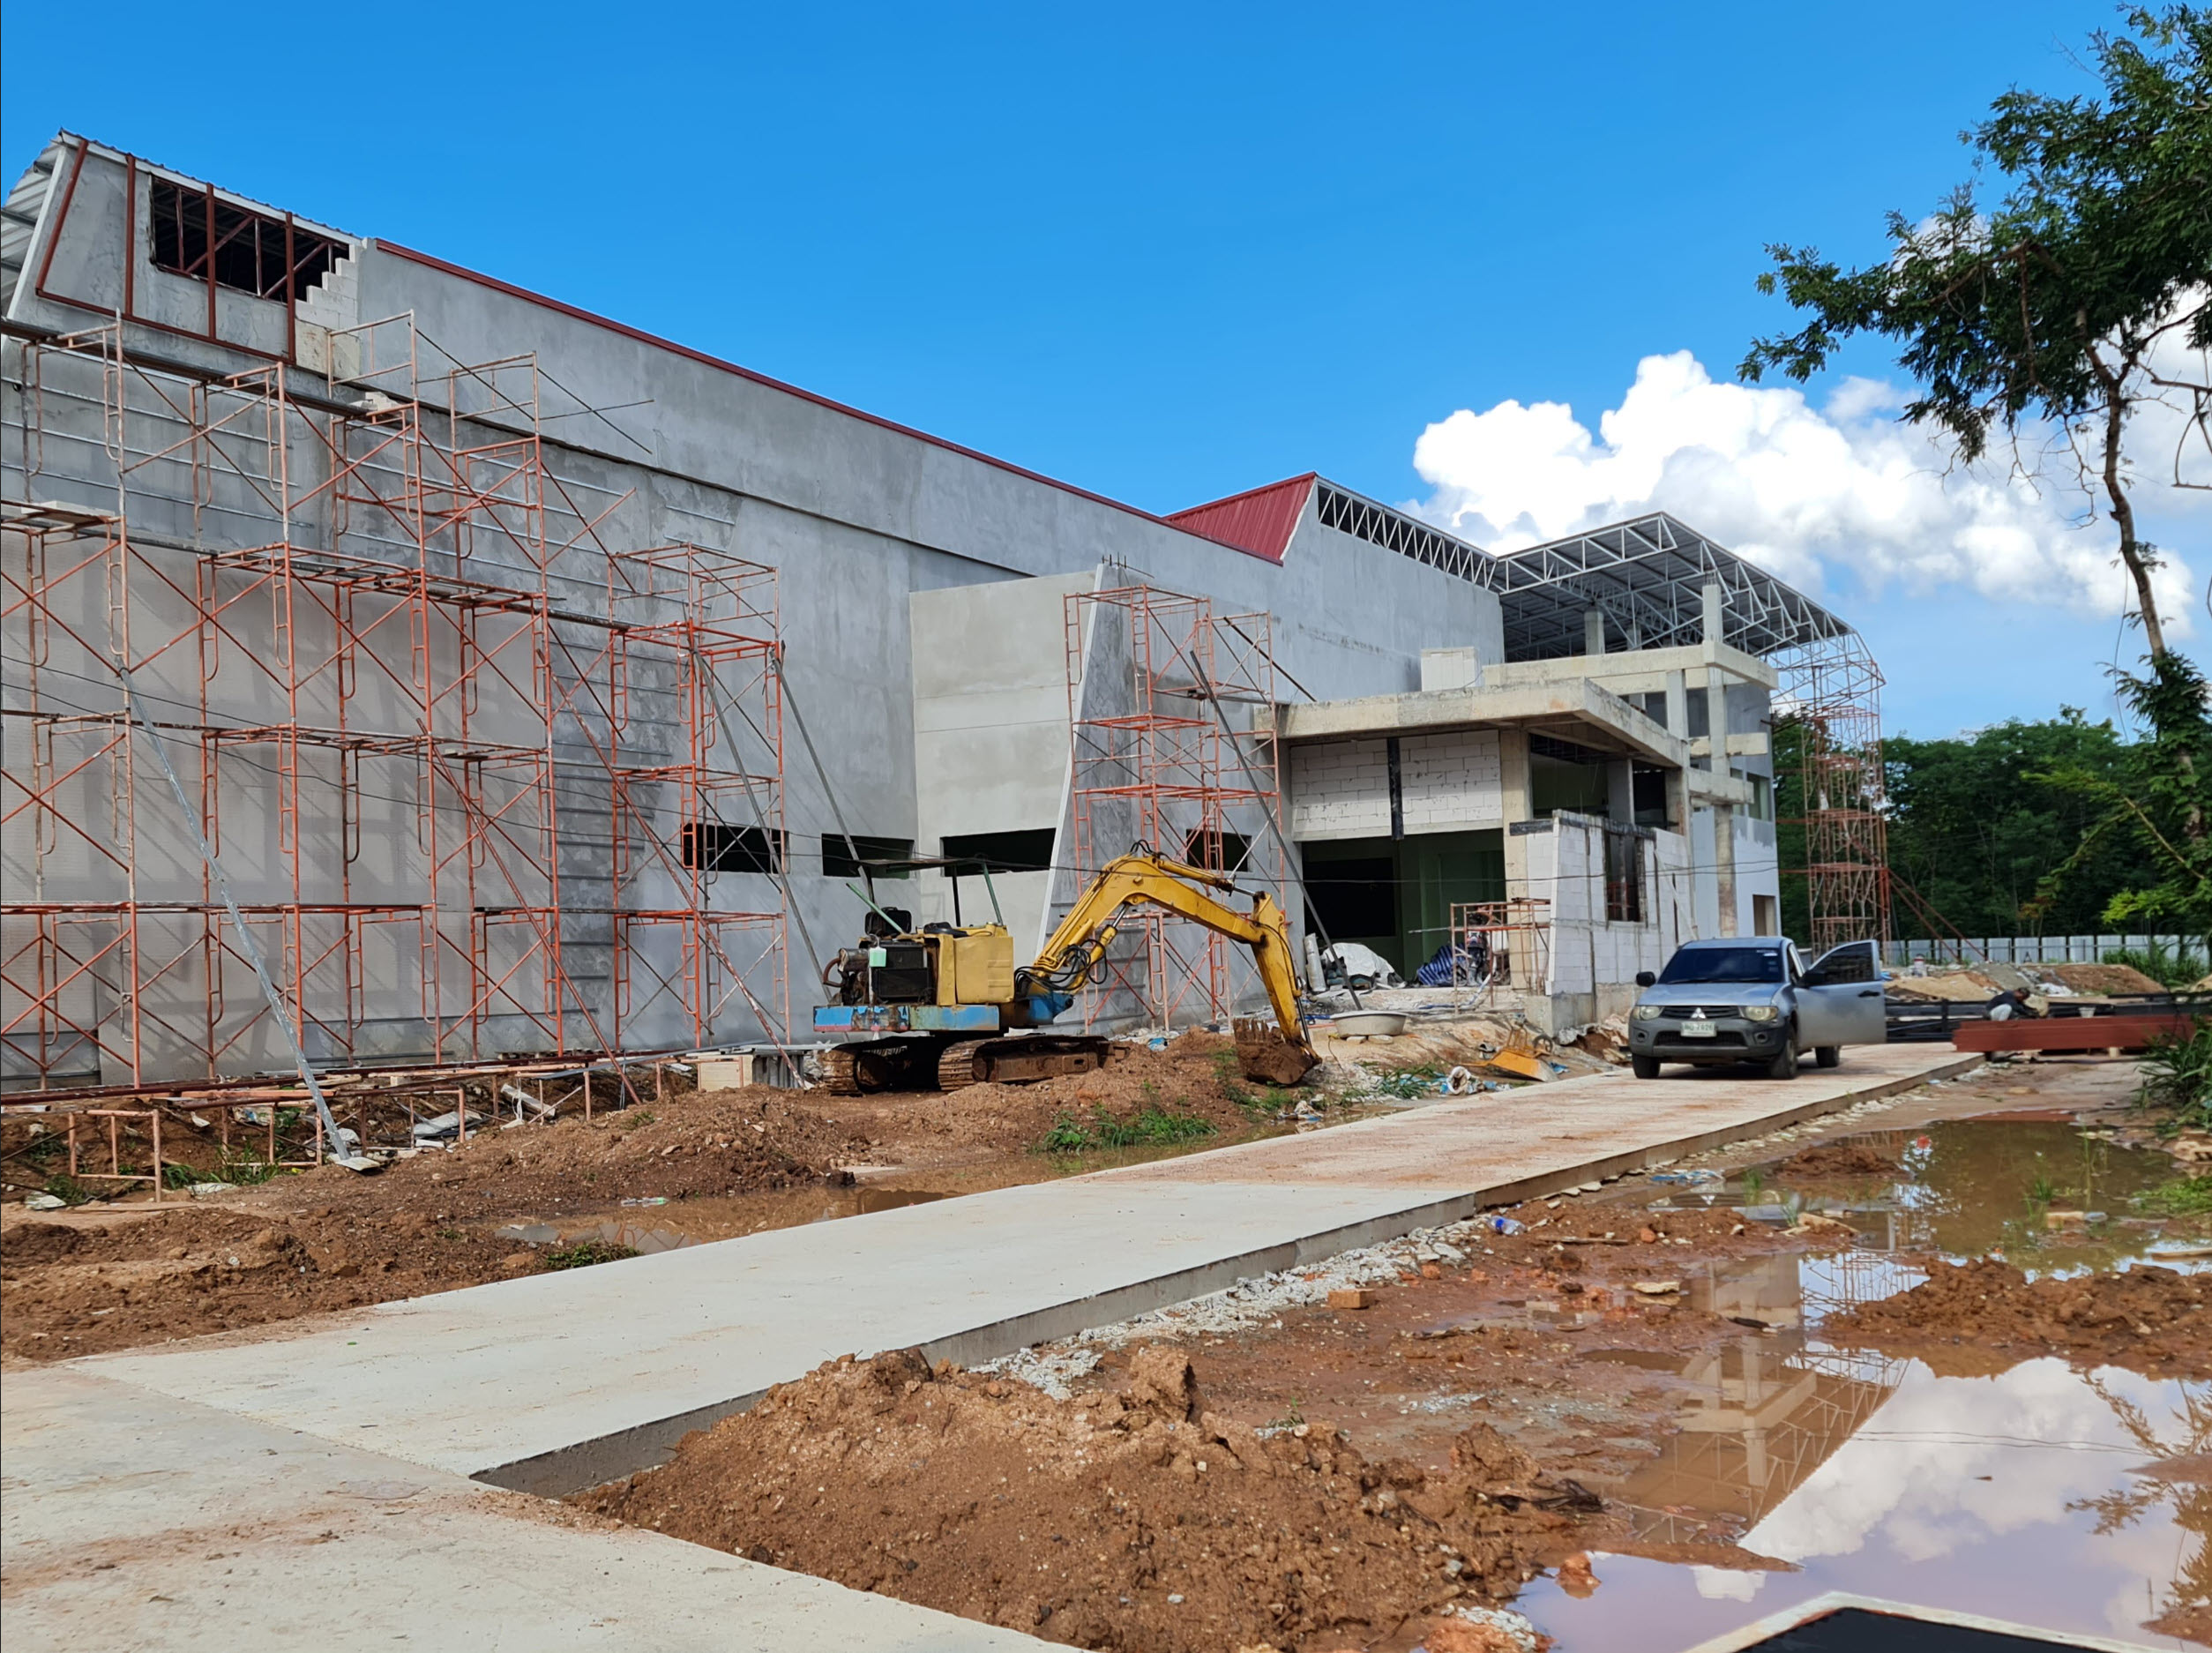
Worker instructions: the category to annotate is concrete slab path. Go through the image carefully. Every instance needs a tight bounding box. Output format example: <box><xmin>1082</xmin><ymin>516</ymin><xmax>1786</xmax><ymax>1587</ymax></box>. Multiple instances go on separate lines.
<box><xmin>4</xmin><ymin>1044</ymin><xmax>1975</xmax><ymax>1650</ymax></box>
<box><xmin>80</xmin><ymin>1047</ymin><xmax>1969</xmax><ymax>1492</ymax></box>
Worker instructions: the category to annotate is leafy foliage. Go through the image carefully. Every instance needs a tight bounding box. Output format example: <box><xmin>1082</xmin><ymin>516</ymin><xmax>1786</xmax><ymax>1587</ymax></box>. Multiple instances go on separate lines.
<box><xmin>1882</xmin><ymin>709</ymin><xmax>2163</xmax><ymax>937</ymax></box>
<box><xmin>1744</xmin><ymin>6</ymin><xmax>2212</xmax><ymax>661</ymax></box>
<box><xmin>2030</xmin><ymin>654</ymin><xmax>2212</xmax><ymax>949</ymax></box>
<box><xmin>2141</xmin><ymin>1017</ymin><xmax>2212</xmax><ymax>1128</ymax></box>
<box><xmin>2106</xmin><ymin>939</ymin><xmax>2211</xmax><ymax>986</ymax></box>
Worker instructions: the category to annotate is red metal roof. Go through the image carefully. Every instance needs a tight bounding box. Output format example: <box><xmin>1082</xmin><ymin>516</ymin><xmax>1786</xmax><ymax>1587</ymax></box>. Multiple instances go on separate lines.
<box><xmin>1163</xmin><ymin>474</ymin><xmax>1316</xmax><ymax>565</ymax></box>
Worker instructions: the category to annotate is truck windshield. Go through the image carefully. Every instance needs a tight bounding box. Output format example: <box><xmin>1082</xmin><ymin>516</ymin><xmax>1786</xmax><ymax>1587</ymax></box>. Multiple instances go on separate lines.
<box><xmin>1659</xmin><ymin>946</ymin><xmax>1784</xmax><ymax>984</ymax></box>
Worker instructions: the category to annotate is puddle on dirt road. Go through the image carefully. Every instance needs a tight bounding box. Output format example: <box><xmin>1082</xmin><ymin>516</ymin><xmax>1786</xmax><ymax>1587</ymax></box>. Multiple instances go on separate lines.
<box><xmin>497</xmin><ymin>1185</ymin><xmax>951</xmax><ymax>1253</ymax></box>
<box><xmin>1522</xmin><ymin>1118</ymin><xmax>2208</xmax><ymax>1649</ymax></box>
<box><xmin>1644</xmin><ymin>1116</ymin><xmax>2187</xmax><ymax>1270</ymax></box>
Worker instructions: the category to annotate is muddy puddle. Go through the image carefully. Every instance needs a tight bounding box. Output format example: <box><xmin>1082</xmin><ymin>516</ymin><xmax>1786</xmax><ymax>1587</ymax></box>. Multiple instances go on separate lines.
<box><xmin>497</xmin><ymin>1185</ymin><xmax>953</xmax><ymax>1253</ymax></box>
<box><xmin>1521</xmin><ymin>1117</ymin><xmax>2210</xmax><ymax>1649</ymax></box>
<box><xmin>1643</xmin><ymin>1116</ymin><xmax>2191</xmax><ymax>1268</ymax></box>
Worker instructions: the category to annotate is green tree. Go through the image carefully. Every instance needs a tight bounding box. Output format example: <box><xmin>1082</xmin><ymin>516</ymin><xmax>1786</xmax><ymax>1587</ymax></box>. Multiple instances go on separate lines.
<box><xmin>1743</xmin><ymin>5</ymin><xmax>2212</xmax><ymax>662</ymax></box>
<box><xmin>1885</xmin><ymin>710</ymin><xmax>2163</xmax><ymax>937</ymax></box>
<box><xmin>2030</xmin><ymin>654</ymin><xmax>2212</xmax><ymax>957</ymax></box>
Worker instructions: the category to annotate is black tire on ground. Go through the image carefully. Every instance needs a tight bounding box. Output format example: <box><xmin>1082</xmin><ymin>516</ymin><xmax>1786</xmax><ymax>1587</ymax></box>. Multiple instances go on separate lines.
<box><xmin>1816</xmin><ymin>1045</ymin><xmax>1842</xmax><ymax>1069</ymax></box>
<box><xmin>1632</xmin><ymin>1054</ymin><xmax>1661</xmax><ymax>1080</ymax></box>
<box><xmin>1766</xmin><ymin>1036</ymin><xmax>1799</xmax><ymax>1081</ymax></box>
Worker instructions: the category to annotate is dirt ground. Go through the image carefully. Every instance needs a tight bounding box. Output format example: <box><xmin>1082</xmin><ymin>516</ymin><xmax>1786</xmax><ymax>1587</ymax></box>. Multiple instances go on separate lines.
<box><xmin>1821</xmin><ymin>1255</ymin><xmax>2211</xmax><ymax>1375</ymax></box>
<box><xmin>581</xmin><ymin>1051</ymin><xmax>2206</xmax><ymax>1653</ymax></box>
<box><xmin>0</xmin><ymin>1034</ymin><xmax>1328</xmax><ymax>1362</ymax></box>
<box><xmin>581</xmin><ymin>1344</ymin><xmax>1585</xmax><ymax>1653</ymax></box>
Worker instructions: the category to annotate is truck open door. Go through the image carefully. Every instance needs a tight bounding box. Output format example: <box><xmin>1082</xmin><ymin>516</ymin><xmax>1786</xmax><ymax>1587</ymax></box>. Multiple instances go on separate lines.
<box><xmin>1797</xmin><ymin>939</ymin><xmax>1887</xmax><ymax>1051</ymax></box>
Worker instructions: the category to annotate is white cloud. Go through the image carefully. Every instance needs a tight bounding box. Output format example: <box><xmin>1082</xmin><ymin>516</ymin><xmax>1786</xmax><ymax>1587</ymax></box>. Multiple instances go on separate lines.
<box><xmin>1408</xmin><ymin>350</ymin><xmax>2198</xmax><ymax>638</ymax></box>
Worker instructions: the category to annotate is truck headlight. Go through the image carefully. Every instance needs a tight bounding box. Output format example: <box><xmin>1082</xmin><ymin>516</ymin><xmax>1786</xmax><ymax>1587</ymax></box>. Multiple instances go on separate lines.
<box><xmin>1631</xmin><ymin>1005</ymin><xmax>1663</xmax><ymax>1021</ymax></box>
<box><xmin>1740</xmin><ymin>1004</ymin><xmax>1779</xmax><ymax>1022</ymax></box>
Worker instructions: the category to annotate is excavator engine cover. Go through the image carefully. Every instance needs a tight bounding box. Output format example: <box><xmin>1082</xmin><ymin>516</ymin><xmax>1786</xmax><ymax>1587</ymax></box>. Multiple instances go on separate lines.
<box><xmin>1233</xmin><ymin>1015</ymin><xmax>1318</xmax><ymax>1086</ymax></box>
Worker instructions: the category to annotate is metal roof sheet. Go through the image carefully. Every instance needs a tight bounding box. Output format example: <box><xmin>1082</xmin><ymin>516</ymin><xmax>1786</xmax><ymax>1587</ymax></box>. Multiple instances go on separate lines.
<box><xmin>1163</xmin><ymin>474</ymin><xmax>1315</xmax><ymax>564</ymax></box>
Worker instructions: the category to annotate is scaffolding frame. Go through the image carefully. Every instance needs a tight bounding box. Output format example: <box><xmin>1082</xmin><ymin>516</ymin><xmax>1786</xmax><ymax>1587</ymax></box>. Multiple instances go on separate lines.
<box><xmin>1063</xmin><ymin>585</ymin><xmax>1283</xmax><ymax>1029</ymax></box>
<box><xmin>1774</xmin><ymin>632</ymin><xmax>1892</xmax><ymax>954</ymax></box>
<box><xmin>3</xmin><ymin>318</ymin><xmax>786</xmax><ymax>1097</ymax></box>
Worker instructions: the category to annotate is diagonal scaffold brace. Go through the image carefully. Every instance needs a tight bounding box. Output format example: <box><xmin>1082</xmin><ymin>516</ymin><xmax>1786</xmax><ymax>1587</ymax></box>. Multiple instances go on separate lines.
<box><xmin>116</xmin><ymin>668</ymin><xmax>377</xmax><ymax>1173</ymax></box>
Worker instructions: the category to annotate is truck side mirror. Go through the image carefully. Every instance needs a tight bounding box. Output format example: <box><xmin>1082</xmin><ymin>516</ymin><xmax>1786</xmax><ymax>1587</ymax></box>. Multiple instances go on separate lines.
<box><xmin>1635</xmin><ymin>970</ymin><xmax>1656</xmax><ymax>989</ymax></box>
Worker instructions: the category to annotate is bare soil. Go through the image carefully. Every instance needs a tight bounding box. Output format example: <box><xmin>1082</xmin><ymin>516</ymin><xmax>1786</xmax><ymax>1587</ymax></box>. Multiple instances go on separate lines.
<box><xmin>580</xmin><ymin>1345</ymin><xmax>1586</xmax><ymax>1653</ymax></box>
<box><xmin>0</xmin><ymin>1034</ymin><xmax>1300</xmax><ymax>1361</ymax></box>
<box><xmin>0</xmin><ymin>1205</ymin><xmax>544</xmax><ymax>1360</ymax></box>
<box><xmin>1822</xmin><ymin>1257</ymin><xmax>2212</xmax><ymax>1376</ymax></box>
<box><xmin>1775</xmin><ymin>1141</ymin><xmax>1901</xmax><ymax>1179</ymax></box>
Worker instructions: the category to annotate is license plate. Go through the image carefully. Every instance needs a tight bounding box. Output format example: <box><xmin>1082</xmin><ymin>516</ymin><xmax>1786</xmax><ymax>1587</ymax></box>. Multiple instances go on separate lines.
<box><xmin>1679</xmin><ymin>1022</ymin><xmax>1717</xmax><ymax>1038</ymax></box>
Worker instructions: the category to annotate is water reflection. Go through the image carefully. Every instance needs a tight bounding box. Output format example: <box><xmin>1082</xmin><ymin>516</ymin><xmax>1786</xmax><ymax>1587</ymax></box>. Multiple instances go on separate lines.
<box><xmin>495</xmin><ymin>1185</ymin><xmax>952</xmax><ymax>1254</ymax></box>
<box><xmin>1644</xmin><ymin>1118</ymin><xmax>2181</xmax><ymax>1271</ymax></box>
<box><xmin>1531</xmin><ymin>1240</ymin><xmax>2209</xmax><ymax>1649</ymax></box>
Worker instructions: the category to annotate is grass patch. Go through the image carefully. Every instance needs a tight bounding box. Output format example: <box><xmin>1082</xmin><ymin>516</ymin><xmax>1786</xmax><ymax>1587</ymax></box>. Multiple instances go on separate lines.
<box><xmin>2135</xmin><ymin>1175</ymin><xmax>2212</xmax><ymax>1218</ymax></box>
<box><xmin>1036</xmin><ymin>1104</ymin><xmax>1216</xmax><ymax>1154</ymax></box>
<box><xmin>40</xmin><ymin>1172</ymin><xmax>98</xmax><ymax>1206</ymax></box>
<box><xmin>2142</xmin><ymin>1018</ymin><xmax>2212</xmax><ymax>1132</ymax></box>
<box><xmin>542</xmin><ymin>1240</ymin><xmax>639</xmax><ymax>1270</ymax></box>
<box><xmin>1364</xmin><ymin>1068</ymin><xmax>1443</xmax><ymax>1100</ymax></box>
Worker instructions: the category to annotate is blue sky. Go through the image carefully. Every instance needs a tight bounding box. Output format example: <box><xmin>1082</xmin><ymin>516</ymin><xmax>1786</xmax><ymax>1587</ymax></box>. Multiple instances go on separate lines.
<box><xmin>4</xmin><ymin>1</ymin><xmax>2198</xmax><ymax>737</ymax></box>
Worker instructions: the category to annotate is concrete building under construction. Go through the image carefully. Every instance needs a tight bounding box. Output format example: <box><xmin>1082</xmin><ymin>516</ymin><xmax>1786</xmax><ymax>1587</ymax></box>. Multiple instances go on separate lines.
<box><xmin>1</xmin><ymin>132</ymin><xmax>1885</xmax><ymax>1096</ymax></box>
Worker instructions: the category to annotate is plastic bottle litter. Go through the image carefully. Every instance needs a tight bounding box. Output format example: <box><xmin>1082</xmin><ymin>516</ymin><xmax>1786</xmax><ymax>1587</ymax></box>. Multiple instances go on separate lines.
<box><xmin>1484</xmin><ymin>1215</ymin><xmax>1525</xmax><ymax>1235</ymax></box>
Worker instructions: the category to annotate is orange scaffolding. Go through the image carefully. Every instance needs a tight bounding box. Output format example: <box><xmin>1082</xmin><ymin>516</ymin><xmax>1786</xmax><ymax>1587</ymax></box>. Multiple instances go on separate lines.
<box><xmin>2</xmin><ymin>318</ymin><xmax>785</xmax><ymax>1094</ymax></box>
<box><xmin>1062</xmin><ymin>584</ymin><xmax>1282</xmax><ymax>1029</ymax></box>
<box><xmin>1775</xmin><ymin>632</ymin><xmax>1891</xmax><ymax>954</ymax></box>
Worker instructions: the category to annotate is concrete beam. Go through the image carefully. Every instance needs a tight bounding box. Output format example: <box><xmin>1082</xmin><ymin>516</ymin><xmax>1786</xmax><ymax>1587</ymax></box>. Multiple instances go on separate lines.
<box><xmin>1478</xmin><ymin>640</ymin><xmax>1779</xmax><ymax>698</ymax></box>
<box><xmin>1272</xmin><ymin>677</ymin><xmax>1688</xmax><ymax>768</ymax></box>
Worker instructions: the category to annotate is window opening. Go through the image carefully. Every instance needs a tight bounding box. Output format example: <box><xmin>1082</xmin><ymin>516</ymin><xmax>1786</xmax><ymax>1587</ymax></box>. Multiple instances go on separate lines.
<box><xmin>681</xmin><ymin>823</ymin><xmax>784</xmax><ymax>874</ymax></box>
<box><xmin>1603</xmin><ymin>827</ymin><xmax>1644</xmax><ymax>924</ymax></box>
<box><xmin>822</xmin><ymin>834</ymin><xmax>914</xmax><ymax>879</ymax></box>
<box><xmin>149</xmin><ymin>177</ymin><xmax>343</xmax><ymax>302</ymax></box>
<box><xmin>938</xmin><ymin>828</ymin><xmax>1056</xmax><ymax>873</ymax></box>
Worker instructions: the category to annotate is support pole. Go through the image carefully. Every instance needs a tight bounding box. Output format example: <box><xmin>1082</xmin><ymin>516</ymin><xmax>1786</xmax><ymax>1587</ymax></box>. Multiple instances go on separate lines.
<box><xmin>116</xmin><ymin>669</ymin><xmax>370</xmax><ymax>1171</ymax></box>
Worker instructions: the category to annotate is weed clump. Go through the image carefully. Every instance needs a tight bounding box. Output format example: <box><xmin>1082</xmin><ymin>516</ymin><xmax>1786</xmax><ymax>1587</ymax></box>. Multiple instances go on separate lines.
<box><xmin>542</xmin><ymin>1240</ymin><xmax>639</xmax><ymax>1270</ymax></box>
<box><xmin>1037</xmin><ymin>1103</ymin><xmax>1216</xmax><ymax>1154</ymax></box>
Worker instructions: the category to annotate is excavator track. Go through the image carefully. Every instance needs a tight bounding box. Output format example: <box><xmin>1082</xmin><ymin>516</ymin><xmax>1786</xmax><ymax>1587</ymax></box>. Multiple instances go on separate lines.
<box><xmin>936</xmin><ymin>1039</ymin><xmax>990</xmax><ymax>1090</ymax></box>
<box><xmin>822</xmin><ymin>1040</ymin><xmax>938</xmax><ymax>1094</ymax></box>
<box><xmin>938</xmin><ymin>1035</ymin><xmax>1110</xmax><ymax>1090</ymax></box>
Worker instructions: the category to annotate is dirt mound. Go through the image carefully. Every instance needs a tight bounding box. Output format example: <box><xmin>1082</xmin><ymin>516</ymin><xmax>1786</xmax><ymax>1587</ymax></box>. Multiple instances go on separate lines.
<box><xmin>579</xmin><ymin>1347</ymin><xmax>1589</xmax><ymax>1651</ymax></box>
<box><xmin>2039</xmin><ymin>961</ymin><xmax>2166</xmax><ymax>996</ymax></box>
<box><xmin>1823</xmin><ymin>1258</ymin><xmax>2212</xmax><ymax>1375</ymax></box>
<box><xmin>1777</xmin><ymin>1141</ymin><xmax>1901</xmax><ymax>1179</ymax></box>
<box><xmin>247</xmin><ymin>1087</ymin><xmax>868</xmax><ymax>1223</ymax></box>
<box><xmin>0</xmin><ymin>1206</ymin><xmax>543</xmax><ymax>1360</ymax></box>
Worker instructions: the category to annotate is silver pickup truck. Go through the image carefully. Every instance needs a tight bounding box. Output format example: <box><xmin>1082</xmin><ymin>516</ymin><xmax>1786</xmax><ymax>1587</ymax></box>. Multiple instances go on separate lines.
<box><xmin>1627</xmin><ymin>937</ymin><xmax>1886</xmax><ymax>1081</ymax></box>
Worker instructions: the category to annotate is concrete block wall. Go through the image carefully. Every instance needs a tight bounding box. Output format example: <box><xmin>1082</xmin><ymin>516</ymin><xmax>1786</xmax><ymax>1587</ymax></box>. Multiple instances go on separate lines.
<box><xmin>1400</xmin><ymin>731</ymin><xmax>1503</xmax><ymax>832</ymax></box>
<box><xmin>1287</xmin><ymin>730</ymin><xmax>1502</xmax><ymax>841</ymax></box>
<box><xmin>1288</xmin><ymin>740</ymin><xmax>1391</xmax><ymax>839</ymax></box>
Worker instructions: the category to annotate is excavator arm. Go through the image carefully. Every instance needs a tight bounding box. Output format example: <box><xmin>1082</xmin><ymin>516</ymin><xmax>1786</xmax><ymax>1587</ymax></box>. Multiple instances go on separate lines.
<box><xmin>1025</xmin><ymin>850</ymin><xmax>1318</xmax><ymax>1084</ymax></box>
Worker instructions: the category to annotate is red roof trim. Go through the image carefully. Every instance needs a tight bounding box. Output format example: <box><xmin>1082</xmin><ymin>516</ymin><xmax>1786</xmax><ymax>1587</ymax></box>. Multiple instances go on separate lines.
<box><xmin>1164</xmin><ymin>473</ymin><xmax>1316</xmax><ymax>565</ymax></box>
<box><xmin>372</xmin><ymin>238</ymin><xmax>1249</xmax><ymax>549</ymax></box>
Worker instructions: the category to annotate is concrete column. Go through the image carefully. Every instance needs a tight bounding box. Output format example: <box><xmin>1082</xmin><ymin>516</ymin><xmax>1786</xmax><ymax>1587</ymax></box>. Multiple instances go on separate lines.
<box><xmin>1498</xmin><ymin>729</ymin><xmax>1532</xmax><ymax>898</ymax></box>
<box><xmin>1664</xmin><ymin>670</ymin><xmax>1688</xmax><ymax>738</ymax></box>
<box><xmin>1706</xmin><ymin>671</ymin><xmax>1730</xmax><ymax>774</ymax></box>
<box><xmin>1701</xmin><ymin>580</ymin><xmax>1724</xmax><ymax>644</ymax></box>
<box><xmin>1713</xmin><ymin>800</ymin><xmax>1738</xmax><ymax>936</ymax></box>
<box><xmin>1583</xmin><ymin>610</ymin><xmax>1606</xmax><ymax>655</ymax></box>
<box><xmin>1607</xmin><ymin>757</ymin><xmax>1634</xmax><ymax>824</ymax></box>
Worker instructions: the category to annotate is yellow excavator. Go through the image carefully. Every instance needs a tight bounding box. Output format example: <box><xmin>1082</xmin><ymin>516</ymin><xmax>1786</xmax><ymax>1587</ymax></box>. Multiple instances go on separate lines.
<box><xmin>812</xmin><ymin>848</ymin><xmax>1319</xmax><ymax>1094</ymax></box>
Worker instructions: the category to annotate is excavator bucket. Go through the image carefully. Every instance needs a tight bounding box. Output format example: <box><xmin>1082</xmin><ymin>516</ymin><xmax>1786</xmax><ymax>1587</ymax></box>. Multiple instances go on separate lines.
<box><xmin>1233</xmin><ymin>1015</ymin><xmax>1319</xmax><ymax>1086</ymax></box>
